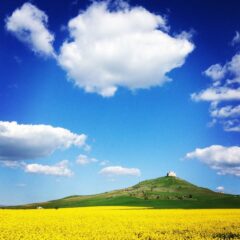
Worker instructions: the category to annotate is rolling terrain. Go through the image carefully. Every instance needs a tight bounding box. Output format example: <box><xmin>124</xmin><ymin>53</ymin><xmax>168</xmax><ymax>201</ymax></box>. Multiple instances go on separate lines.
<box><xmin>8</xmin><ymin>176</ymin><xmax>240</xmax><ymax>209</ymax></box>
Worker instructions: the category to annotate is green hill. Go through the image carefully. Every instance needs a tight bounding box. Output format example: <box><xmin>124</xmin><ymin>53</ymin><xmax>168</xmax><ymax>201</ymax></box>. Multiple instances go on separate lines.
<box><xmin>9</xmin><ymin>176</ymin><xmax>240</xmax><ymax>209</ymax></box>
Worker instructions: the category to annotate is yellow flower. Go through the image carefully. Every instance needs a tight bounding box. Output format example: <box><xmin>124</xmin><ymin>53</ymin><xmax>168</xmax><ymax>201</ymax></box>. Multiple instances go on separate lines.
<box><xmin>0</xmin><ymin>207</ymin><xmax>239</xmax><ymax>240</ymax></box>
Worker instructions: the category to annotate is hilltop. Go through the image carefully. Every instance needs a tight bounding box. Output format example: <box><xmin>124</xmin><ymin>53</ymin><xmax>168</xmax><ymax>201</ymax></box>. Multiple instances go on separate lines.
<box><xmin>9</xmin><ymin>176</ymin><xmax>240</xmax><ymax>209</ymax></box>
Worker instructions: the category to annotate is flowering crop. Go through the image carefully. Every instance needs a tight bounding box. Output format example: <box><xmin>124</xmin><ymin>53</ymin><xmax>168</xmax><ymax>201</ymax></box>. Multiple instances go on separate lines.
<box><xmin>0</xmin><ymin>207</ymin><xmax>239</xmax><ymax>239</ymax></box>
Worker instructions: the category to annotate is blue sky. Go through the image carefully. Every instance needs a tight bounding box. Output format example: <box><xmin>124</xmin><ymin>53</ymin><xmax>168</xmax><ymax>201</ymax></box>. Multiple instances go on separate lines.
<box><xmin>0</xmin><ymin>0</ymin><xmax>240</xmax><ymax>205</ymax></box>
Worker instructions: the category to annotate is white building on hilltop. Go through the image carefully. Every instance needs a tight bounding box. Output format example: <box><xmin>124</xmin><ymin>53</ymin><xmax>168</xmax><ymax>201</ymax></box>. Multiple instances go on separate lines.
<box><xmin>167</xmin><ymin>171</ymin><xmax>177</xmax><ymax>177</ymax></box>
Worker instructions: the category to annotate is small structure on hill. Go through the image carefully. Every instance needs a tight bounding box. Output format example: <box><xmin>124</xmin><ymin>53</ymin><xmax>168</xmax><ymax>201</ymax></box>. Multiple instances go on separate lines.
<box><xmin>167</xmin><ymin>171</ymin><xmax>176</xmax><ymax>177</ymax></box>
<box><xmin>36</xmin><ymin>206</ymin><xmax>43</xmax><ymax>209</ymax></box>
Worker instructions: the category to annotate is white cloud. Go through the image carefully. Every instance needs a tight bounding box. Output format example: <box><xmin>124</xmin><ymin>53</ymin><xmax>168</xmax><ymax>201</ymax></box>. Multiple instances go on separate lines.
<box><xmin>191</xmin><ymin>52</ymin><xmax>240</xmax><ymax>131</ymax></box>
<box><xmin>58</xmin><ymin>1</ymin><xmax>194</xmax><ymax>97</ymax></box>
<box><xmin>185</xmin><ymin>145</ymin><xmax>240</xmax><ymax>177</ymax></box>
<box><xmin>6</xmin><ymin>3</ymin><xmax>55</xmax><ymax>56</ymax></box>
<box><xmin>191</xmin><ymin>87</ymin><xmax>240</xmax><ymax>102</ymax></box>
<box><xmin>0</xmin><ymin>158</ymin><xmax>73</xmax><ymax>177</ymax></box>
<box><xmin>223</xmin><ymin>119</ymin><xmax>240</xmax><ymax>132</ymax></box>
<box><xmin>24</xmin><ymin>160</ymin><xmax>73</xmax><ymax>177</ymax></box>
<box><xmin>99</xmin><ymin>165</ymin><xmax>141</xmax><ymax>176</ymax></box>
<box><xmin>216</xmin><ymin>167</ymin><xmax>240</xmax><ymax>177</ymax></box>
<box><xmin>76</xmin><ymin>154</ymin><xmax>98</xmax><ymax>165</ymax></box>
<box><xmin>210</xmin><ymin>105</ymin><xmax>240</xmax><ymax>118</ymax></box>
<box><xmin>0</xmin><ymin>121</ymin><xmax>87</xmax><ymax>161</ymax></box>
<box><xmin>186</xmin><ymin>145</ymin><xmax>240</xmax><ymax>164</ymax></box>
<box><xmin>75</xmin><ymin>154</ymin><xmax>110</xmax><ymax>166</ymax></box>
<box><xmin>204</xmin><ymin>64</ymin><xmax>226</xmax><ymax>81</ymax></box>
<box><xmin>231</xmin><ymin>31</ymin><xmax>240</xmax><ymax>46</ymax></box>
<box><xmin>216</xmin><ymin>186</ymin><xmax>224</xmax><ymax>192</ymax></box>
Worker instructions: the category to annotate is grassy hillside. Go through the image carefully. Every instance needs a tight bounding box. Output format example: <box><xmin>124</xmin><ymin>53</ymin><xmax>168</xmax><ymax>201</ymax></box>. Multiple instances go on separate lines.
<box><xmin>9</xmin><ymin>176</ymin><xmax>240</xmax><ymax>209</ymax></box>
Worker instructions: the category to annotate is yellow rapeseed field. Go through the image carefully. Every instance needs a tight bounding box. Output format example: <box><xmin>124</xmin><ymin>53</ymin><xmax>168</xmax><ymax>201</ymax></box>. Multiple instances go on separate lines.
<box><xmin>0</xmin><ymin>207</ymin><xmax>240</xmax><ymax>240</ymax></box>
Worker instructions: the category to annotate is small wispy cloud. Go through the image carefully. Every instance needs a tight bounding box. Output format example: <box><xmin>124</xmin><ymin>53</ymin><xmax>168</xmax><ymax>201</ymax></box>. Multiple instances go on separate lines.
<box><xmin>76</xmin><ymin>154</ymin><xmax>98</xmax><ymax>165</ymax></box>
<box><xmin>185</xmin><ymin>145</ymin><xmax>240</xmax><ymax>177</ymax></box>
<box><xmin>99</xmin><ymin>166</ymin><xmax>141</xmax><ymax>177</ymax></box>
<box><xmin>6</xmin><ymin>3</ymin><xmax>55</xmax><ymax>57</ymax></box>
<box><xmin>0</xmin><ymin>158</ymin><xmax>74</xmax><ymax>177</ymax></box>
<box><xmin>24</xmin><ymin>160</ymin><xmax>73</xmax><ymax>177</ymax></box>
<box><xmin>231</xmin><ymin>31</ymin><xmax>240</xmax><ymax>46</ymax></box>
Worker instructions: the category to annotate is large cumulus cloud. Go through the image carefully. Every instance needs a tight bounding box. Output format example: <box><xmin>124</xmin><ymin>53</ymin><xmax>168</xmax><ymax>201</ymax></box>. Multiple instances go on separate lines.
<box><xmin>0</xmin><ymin>121</ymin><xmax>87</xmax><ymax>161</ymax></box>
<box><xmin>58</xmin><ymin>2</ymin><xmax>194</xmax><ymax>97</ymax></box>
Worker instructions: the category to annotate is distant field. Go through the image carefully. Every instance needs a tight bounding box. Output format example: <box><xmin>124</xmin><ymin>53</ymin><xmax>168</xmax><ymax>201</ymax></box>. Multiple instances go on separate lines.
<box><xmin>0</xmin><ymin>207</ymin><xmax>240</xmax><ymax>240</ymax></box>
<box><xmin>12</xmin><ymin>176</ymin><xmax>240</xmax><ymax>209</ymax></box>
